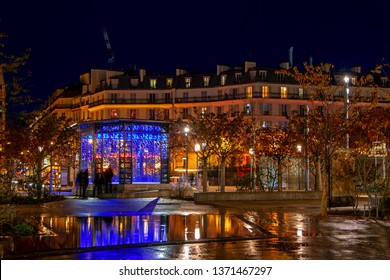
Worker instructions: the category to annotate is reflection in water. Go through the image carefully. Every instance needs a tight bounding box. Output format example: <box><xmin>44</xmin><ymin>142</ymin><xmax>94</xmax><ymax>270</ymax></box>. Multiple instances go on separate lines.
<box><xmin>5</xmin><ymin>213</ymin><xmax>258</xmax><ymax>256</ymax></box>
<box><xmin>4</xmin><ymin>210</ymin><xmax>390</xmax><ymax>260</ymax></box>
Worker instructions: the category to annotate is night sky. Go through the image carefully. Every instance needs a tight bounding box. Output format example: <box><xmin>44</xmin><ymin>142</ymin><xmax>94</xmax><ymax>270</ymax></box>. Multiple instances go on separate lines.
<box><xmin>1</xmin><ymin>0</ymin><xmax>390</xmax><ymax>104</ymax></box>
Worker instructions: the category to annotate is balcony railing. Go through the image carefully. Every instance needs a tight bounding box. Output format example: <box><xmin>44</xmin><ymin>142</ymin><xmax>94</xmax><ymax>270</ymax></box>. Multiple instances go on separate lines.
<box><xmin>81</xmin><ymin>91</ymin><xmax>388</xmax><ymax>109</ymax></box>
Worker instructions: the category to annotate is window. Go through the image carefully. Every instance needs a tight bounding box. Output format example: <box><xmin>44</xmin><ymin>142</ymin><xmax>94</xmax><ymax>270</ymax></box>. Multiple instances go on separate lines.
<box><xmin>111</xmin><ymin>109</ymin><xmax>118</xmax><ymax>118</ymax></box>
<box><xmin>217</xmin><ymin>106</ymin><xmax>223</xmax><ymax>115</ymax></box>
<box><xmin>250</xmin><ymin>70</ymin><xmax>256</xmax><ymax>81</ymax></box>
<box><xmin>185</xmin><ymin>77</ymin><xmax>191</xmax><ymax>88</ymax></box>
<box><xmin>201</xmin><ymin>107</ymin><xmax>208</xmax><ymax>116</ymax></box>
<box><xmin>299</xmin><ymin>88</ymin><xmax>304</xmax><ymax>99</ymax></box>
<box><xmin>277</xmin><ymin>72</ymin><xmax>285</xmax><ymax>82</ymax></box>
<box><xmin>166</xmin><ymin>78</ymin><xmax>173</xmax><ymax>88</ymax></box>
<box><xmin>149</xmin><ymin>109</ymin><xmax>156</xmax><ymax>120</ymax></box>
<box><xmin>281</xmin><ymin>87</ymin><xmax>288</xmax><ymax>98</ymax></box>
<box><xmin>183</xmin><ymin>92</ymin><xmax>189</xmax><ymax>102</ymax></box>
<box><xmin>235</xmin><ymin>73</ymin><xmax>242</xmax><ymax>83</ymax></box>
<box><xmin>110</xmin><ymin>93</ymin><xmax>117</xmax><ymax>103</ymax></box>
<box><xmin>150</xmin><ymin>79</ymin><xmax>157</xmax><ymax>89</ymax></box>
<box><xmin>263</xmin><ymin>103</ymin><xmax>270</xmax><ymax>115</ymax></box>
<box><xmin>281</xmin><ymin>104</ymin><xmax>288</xmax><ymax>116</ymax></box>
<box><xmin>259</xmin><ymin>70</ymin><xmax>267</xmax><ymax>81</ymax></box>
<box><xmin>130</xmin><ymin>93</ymin><xmax>136</xmax><ymax>103</ymax></box>
<box><xmin>218</xmin><ymin>90</ymin><xmax>223</xmax><ymax>100</ymax></box>
<box><xmin>262</xmin><ymin>86</ymin><xmax>269</xmax><ymax>98</ymax></box>
<box><xmin>165</xmin><ymin>93</ymin><xmax>171</xmax><ymax>103</ymax></box>
<box><xmin>149</xmin><ymin>93</ymin><xmax>156</xmax><ymax>103</ymax></box>
<box><xmin>203</xmin><ymin>76</ymin><xmax>210</xmax><ymax>87</ymax></box>
<box><xmin>130</xmin><ymin>109</ymin><xmax>136</xmax><ymax>119</ymax></box>
<box><xmin>201</xmin><ymin>91</ymin><xmax>207</xmax><ymax>101</ymax></box>
<box><xmin>183</xmin><ymin>108</ymin><xmax>189</xmax><ymax>119</ymax></box>
<box><xmin>247</xmin><ymin>86</ymin><xmax>253</xmax><ymax>99</ymax></box>
<box><xmin>232</xmin><ymin>88</ymin><xmax>238</xmax><ymax>98</ymax></box>
<box><xmin>221</xmin><ymin>74</ymin><xmax>227</xmax><ymax>85</ymax></box>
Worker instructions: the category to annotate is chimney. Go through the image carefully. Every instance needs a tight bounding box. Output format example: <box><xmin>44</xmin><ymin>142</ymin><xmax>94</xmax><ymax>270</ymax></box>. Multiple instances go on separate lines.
<box><xmin>176</xmin><ymin>68</ymin><xmax>187</xmax><ymax>76</ymax></box>
<box><xmin>139</xmin><ymin>68</ymin><xmax>147</xmax><ymax>82</ymax></box>
<box><xmin>279</xmin><ymin>61</ymin><xmax>290</xmax><ymax>70</ymax></box>
<box><xmin>244</xmin><ymin>61</ymin><xmax>256</xmax><ymax>73</ymax></box>
<box><xmin>217</xmin><ymin>64</ymin><xmax>230</xmax><ymax>75</ymax></box>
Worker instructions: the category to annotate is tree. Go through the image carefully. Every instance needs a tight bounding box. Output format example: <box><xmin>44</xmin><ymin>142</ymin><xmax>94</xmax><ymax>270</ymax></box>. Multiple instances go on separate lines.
<box><xmin>207</xmin><ymin>112</ymin><xmax>251</xmax><ymax>192</ymax></box>
<box><xmin>6</xmin><ymin>110</ymin><xmax>78</xmax><ymax>200</ymax></box>
<box><xmin>283</xmin><ymin>63</ymin><xmax>358</xmax><ymax>216</ymax></box>
<box><xmin>348</xmin><ymin>106</ymin><xmax>390</xmax><ymax>207</ymax></box>
<box><xmin>255</xmin><ymin>126</ymin><xmax>295</xmax><ymax>192</ymax></box>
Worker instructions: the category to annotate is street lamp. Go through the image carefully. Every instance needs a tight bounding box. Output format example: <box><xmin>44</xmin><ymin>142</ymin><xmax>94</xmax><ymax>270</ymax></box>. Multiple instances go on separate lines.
<box><xmin>49</xmin><ymin>141</ymin><xmax>54</xmax><ymax>193</ymax></box>
<box><xmin>195</xmin><ymin>143</ymin><xmax>200</xmax><ymax>191</ymax></box>
<box><xmin>249</xmin><ymin>148</ymin><xmax>254</xmax><ymax>190</ymax></box>
<box><xmin>297</xmin><ymin>145</ymin><xmax>302</xmax><ymax>190</ymax></box>
<box><xmin>184</xmin><ymin>126</ymin><xmax>190</xmax><ymax>184</ymax></box>
<box><xmin>344</xmin><ymin>75</ymin><xmax>350</xmax><ymax>149</ymax></box>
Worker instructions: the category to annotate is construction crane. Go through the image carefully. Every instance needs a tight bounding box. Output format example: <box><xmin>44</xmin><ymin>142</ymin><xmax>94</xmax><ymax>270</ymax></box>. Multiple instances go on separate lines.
<box><xmin>102</xmin><ymin>27</ymin><xmax>115</xmax><ymax>67</ymax></box>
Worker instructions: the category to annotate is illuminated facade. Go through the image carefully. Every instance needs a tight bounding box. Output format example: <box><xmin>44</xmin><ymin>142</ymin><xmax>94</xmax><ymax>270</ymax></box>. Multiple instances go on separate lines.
<box><xmin>80</xmin><ymin>120</ymin><xmax>169</xmax><ymax>185</ymax></box>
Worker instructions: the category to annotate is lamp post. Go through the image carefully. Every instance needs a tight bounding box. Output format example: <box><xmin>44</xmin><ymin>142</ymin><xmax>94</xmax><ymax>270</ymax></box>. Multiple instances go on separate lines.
<box><xmin>249</xmin><ymin>148</ymin><xmax>254</xmax><ymax>190</ymax></box>
<box><xmin>297</xmin><ymin>145</ymin><xmax>302</xmax><ymax>190</ymax></box>
<box><xmin>344</xmin><ymin>76</ymin><xmax>350</xmax><ymax>149</ymax></box>
<box><xmin>184</xmin><ymin>126</ymin><xmax>190</xmax><ymax>184</ymax></box>
<box><xmin>195</xmin><ymin>143</ymin><xmax>200</xmax><ymax>191</ymax></box>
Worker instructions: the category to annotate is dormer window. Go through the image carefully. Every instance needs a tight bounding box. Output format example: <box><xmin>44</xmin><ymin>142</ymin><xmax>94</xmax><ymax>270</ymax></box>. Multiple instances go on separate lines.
<box><xmin>221</xmin><ymin>74</ymin><xmax>227</xmax><ymax>86</ymax></box>
<box><xmin>203</xmin><ymin>76</ymin><xmax>210</xmax><ymax>87</ymax></box>
<box><xmin>166</xmin><ymin>78</ymin><xmax>173</xmax><ymax>88</ymax></box>
<box><xmin>150</xmin><ymin>79</ymin><xmax>157</xmax><ymax>89</ymax></box>
<box><xmin>235</xmin><ymin>73</ymin><xmax>242</xmax><ymax>83</ymax></box>
<box><xmin>185</xmin><ymin>77</ymin><xmax>191</xmax><ymax>88</ymax></box>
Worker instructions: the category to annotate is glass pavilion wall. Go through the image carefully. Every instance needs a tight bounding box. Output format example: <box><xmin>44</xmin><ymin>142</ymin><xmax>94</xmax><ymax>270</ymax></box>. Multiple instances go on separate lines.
<box><xmin>80</xmin><ymin>120</ymin><xmax>169</xmax><ymax>185</ymax></box>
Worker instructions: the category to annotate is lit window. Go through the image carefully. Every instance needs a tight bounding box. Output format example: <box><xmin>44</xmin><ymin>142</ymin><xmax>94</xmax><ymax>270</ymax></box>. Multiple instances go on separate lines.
<box><xmin>221</xmin><ymin>75</ymin><xmax>227</xmax><ymax>85</ymax></box>
<box><xmin>247</xmin><ymin>86</ymin><xmax>253</xmax><ymax>99</ymax></box>
<box><xmin>150</xmin><ymin>79</ymin><xmax>157</xmax><ymax>89</ymax></box>
<box><xmin>185</xmin><ymin>77</ymin><xmax>191</xmax><ymax>88</ymax></box>
<box><xmin>281</xmin><ymin>87</ymin><xmax>287</xmax><ymax>98</ymax></box>
<box><xmin>166</xmin><ymin>78</ymin><xmax>173</xmax><ymax>88</ymax></box>
<box><xmin>203</xmin><ymin>76</ymin><xmax>210</xmax><ymax>87</ymax></box>
<box><xmin>111</xmin><ymin>109</ymin><xmax>118</xmax><ymax>118</ymax></box>
<box><xmin>262</xmin><ymin>86</ymin><xmax>269</xmax><ymax>98</ymax></box>
<box><xmin>299</xmin><ymin>88</ymin><xmax>304</xmax><ymax>99</ymax></box>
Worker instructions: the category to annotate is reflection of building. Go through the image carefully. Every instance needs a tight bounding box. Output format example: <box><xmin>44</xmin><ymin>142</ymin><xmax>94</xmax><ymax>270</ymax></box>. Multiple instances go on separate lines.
<box><xmin>80</xmin><ymin>120</ymin><xmax>169</xmax><ymax>185</ymax></box>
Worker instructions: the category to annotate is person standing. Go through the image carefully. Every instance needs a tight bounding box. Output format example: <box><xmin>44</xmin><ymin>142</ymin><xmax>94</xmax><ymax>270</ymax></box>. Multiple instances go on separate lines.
<box><xmin>81</xmin><ymin>168</ymin><xmax>89</xmax><ymax>198</ymax></box>
<box><xmin>104</xmin><ymin>165</ymin><xmax>114</xmax><ymax>194</ymax></box>
<box><xmin>93</xmin><ymin>171</ymin><xmax>104</xmax><ymax>197</ymax></box>
<box><xmin>76</xmin><ymin>170</ymin><xmax>82</xmax><ymax>198</ymax></box>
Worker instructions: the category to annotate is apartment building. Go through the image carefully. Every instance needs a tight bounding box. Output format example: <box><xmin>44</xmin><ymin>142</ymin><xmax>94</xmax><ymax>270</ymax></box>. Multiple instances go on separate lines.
<box><xmin>46</xmin><ymin>60</ymin><xmax>389</xmax><ymax>190</ymax></box>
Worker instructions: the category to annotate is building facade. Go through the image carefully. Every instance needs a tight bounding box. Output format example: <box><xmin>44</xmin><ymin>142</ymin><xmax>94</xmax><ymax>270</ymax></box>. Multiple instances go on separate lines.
<box><xmin>46</xmin><ymin>60</ymin><xmax>389</xmax><ymax>190</ymax></box>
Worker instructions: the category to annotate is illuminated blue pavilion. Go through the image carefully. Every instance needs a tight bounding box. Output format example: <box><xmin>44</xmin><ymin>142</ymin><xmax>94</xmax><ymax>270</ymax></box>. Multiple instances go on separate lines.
<box><xmin>80</xmin><ymin>120</ymin><xmax>169</xmax><ymax>185</ymax></box>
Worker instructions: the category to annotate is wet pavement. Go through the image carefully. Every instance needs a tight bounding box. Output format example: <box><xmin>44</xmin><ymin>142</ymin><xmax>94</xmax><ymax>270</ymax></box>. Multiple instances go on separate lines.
<box><xmin>1</xmin><ymin>196</ymin><xmax>390</xmax><ymax>260</ymax></box>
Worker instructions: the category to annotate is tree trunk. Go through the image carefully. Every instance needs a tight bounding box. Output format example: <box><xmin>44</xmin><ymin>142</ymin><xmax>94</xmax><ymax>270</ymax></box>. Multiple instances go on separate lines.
<box><xmin>321</xmin><ymin>176</ymin><xmax>328</xmax><ymax>217</ymax></box>
<box><xmin>277</xmin><ymin>158</ymin><xmax>283</xmax><ymax>192</ymax></box>
<box><xmin>315</xmin><ymin>159</ymin><xmax>322</xmax><ymax>191</ymax></box>
<box><xmin>202</xmin><ymin>158</ymin><xmax>208</xmax><ymax>192</ymax></box>
<box><xmin>220</xmin><ymin>158</ymin><xmax>226</xmax><ymax>192</ymax></box>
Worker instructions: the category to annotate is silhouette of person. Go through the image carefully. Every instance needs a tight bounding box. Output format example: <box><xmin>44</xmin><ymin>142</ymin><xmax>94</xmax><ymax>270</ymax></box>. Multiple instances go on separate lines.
<box><xmin>93</xmin><ymin>171</ymin><xmax>105</xmax><ymax>197</ymax></box>
<box><xmin>76</xmin><ymin>170</ymin><xmax>82</xmax><ymax>198</ymax></box>
<box><xmin>81</xmin><ymin>168</ymin><xmax>89</xmax><ymax>198</ymax></box>
<box><xmin>104</xmin><ymin>165</ymin><xmax>114</xmax><ymax>194</ymax></box>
